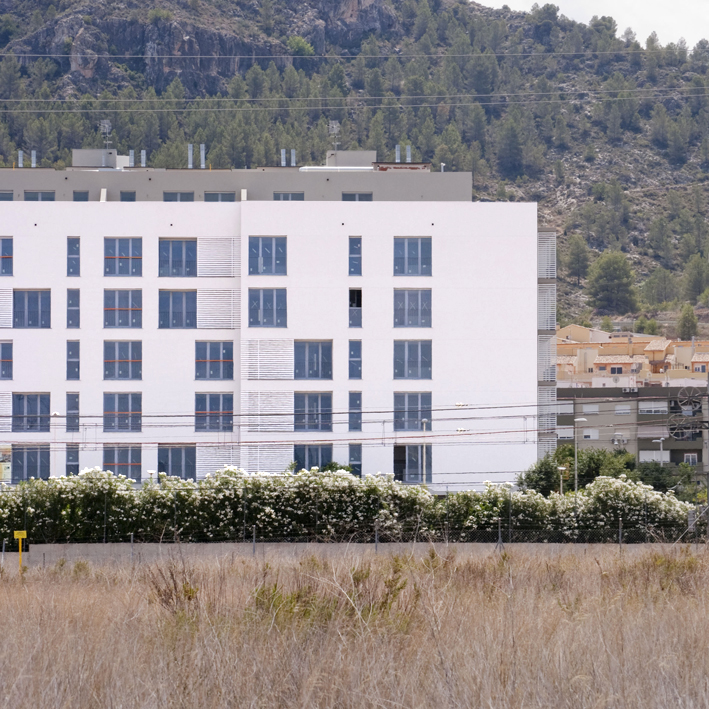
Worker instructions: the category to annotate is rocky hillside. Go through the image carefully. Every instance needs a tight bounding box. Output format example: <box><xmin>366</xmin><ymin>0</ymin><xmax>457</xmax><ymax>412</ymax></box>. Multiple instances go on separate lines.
<box><xmin>1</xmin><ymin>0</ymin><xmax>709</xmax><ymax>327</ymax></box>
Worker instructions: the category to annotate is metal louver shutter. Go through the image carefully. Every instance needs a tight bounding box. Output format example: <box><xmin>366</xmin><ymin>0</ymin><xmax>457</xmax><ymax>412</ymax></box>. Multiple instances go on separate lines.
<box><xmin>537</xmin><ymin>334</ymin><xmax>556</xmax><ymax>382</ymax></box>
<box><xmin>537</xmin><ymin>284</ymin><xmax>556</xmax><ymax>332</ymax></box>
<box><xmin>196</xmin><ymin>290</ymin><xmax>240</xmax><ymax>329</ymax></box>
<box><xmin>242</xmin><ymin>444</ymin><xmax>292</xmax><ymax>474</ymax></box>
<box><xmin>0</xmin><ymin>391</ymin><xmax>11</xmax><ymax>432</ymax></box>
<box><xmin>241</xmin><ymin>340</ymin><xmax>294</xmax><ymax>380</ymax></box>
<box><xmin>0</xmin><ymin>290</ymin><xmax>11</xmax><ymax>328</ymax></box>
<box><xmin>242</xmin><ymin>391</ymin><xmax>293</xmax><ymax>432</ymax></box>
<box><xmin>196</xmin><ymin>444</ymin><xmax>240</xmax><ymax>478</ymax></box>
<box><xmin>197</xmin><ymin>238</ymin><xmax>240</xmax><ymax>277</ymax></box>
<box><xmin>537</xmin><ymin>231</ymin><xmax>556</xmax><ymax>280</ymax></box>
<box><xmin>537</xmin><ymin>386</ymin><xmax>557</xmax><ymax>458</ymax></box>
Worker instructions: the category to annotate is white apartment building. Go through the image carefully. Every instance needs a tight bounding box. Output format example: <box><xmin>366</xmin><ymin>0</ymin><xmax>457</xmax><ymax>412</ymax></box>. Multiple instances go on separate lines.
<box><xmin>0</xmin><ymin>150</ymin><xmax>554</xmax><ymax>491</ymax></box>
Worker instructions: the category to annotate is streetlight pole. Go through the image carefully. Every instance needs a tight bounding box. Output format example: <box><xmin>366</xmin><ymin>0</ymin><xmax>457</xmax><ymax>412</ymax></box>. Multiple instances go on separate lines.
<box><xmin>574</xmin><ymin>417</ymin><xmax>587</xmax><ymax>494</ymax></box>
<box><xmin>652</xmin><ymin>437</ymin><xmax>665</xmax><ymax>467</ymax></box>
<box><xmin>558</xmin><ymin>466</ymin><xmax>566</xmax><ymax>495</ymax></box>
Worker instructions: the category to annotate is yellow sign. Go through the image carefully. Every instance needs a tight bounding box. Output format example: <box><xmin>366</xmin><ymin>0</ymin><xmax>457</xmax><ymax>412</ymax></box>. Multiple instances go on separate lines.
<box><xmin>14</xmin><ymin>531</ymin><xmax>26</xmax><ymax>571</ymax></box>
<box><xmin>14</xmin><ymin>531</ymin><xmax>26</xmax><ymax>539</ymax></box>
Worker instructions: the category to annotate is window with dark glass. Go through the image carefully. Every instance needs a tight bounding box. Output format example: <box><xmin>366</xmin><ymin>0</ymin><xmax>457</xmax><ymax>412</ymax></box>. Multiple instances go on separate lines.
<box><xmin>159</xmin><ymin>240</ymin><xmax>197</xmax><ymax>277</ymax></box>
<box><xmin>158</xmin><ymin>445</ymin><xmax>196</xmax><ymax>479</ymax></box>
<box><xmin>349</xmin><ymin>340</ymin><xmax>362</xmax><ymax>379</ymax></box>
<box><xmin>294</xmin><ymin>341</ymin><xmax>332</xmax><ymax>379</ymax></box>
<box><xmin>66</xmin><ymin>341</ymin><xmax>80</xmax><ymax>380</ymax></box>
<box><xmin>12</xmin><ymin>393</ymin><xmax>50</xmax><ymax>432</ymax></box>
<box><xmin>67</xmin><ymin>289</ymin><xmax>80</xmax><ymax>328</ymax></box>
<box><xmin>66</xmin><ymin>444</ymin><xmax>80</xmax><ymax>476</ymax></box>
<box><xmin>12</xmin><ymin>445</ymin><xmax>50</xmax><ymax>482</ymax></box>
<box><xmin>163</xmin><ymin>192</ymin><xmax>194</xmax><ymax>202</ymax></box>
<box><xmin>349</xmin><ymin>289</ymin><xmax>362</xmax><ymax>327</ymax></box>
<box><xmin>1</xmin><ymin>238</ymin><xmax>12</xmax><ymax>276</ymax></box>
<box><xmin>195</xmin><ymin>393</ymin><xmax>233</xmax><ymax>432</ymax></box>
<box><xmin>394</xmin><ymin>393</ymin><xmax>432</xmax><ymax>431</ymax></box>
<box><xmin>104</xmin><ymin>238</ymin><xmax>142</xmax><ymax>276</ymax></box>
<box><xmin>104</xmin><ymin>290</ymin><xmax>142</xmax><ymax>328</ymax></box>
<box><xmin>394</xmin><ymin>237</ymin><xmax>432</xmax><ymax>276</ymax></box>
<box><xmin>342</xmin><ymin>193</ymin><xmax>372</xmax><ymax>202</ymax></box>
<box><xmin>66</xmin><ymin>393</ymin><xmax>79</xmax><ymax>432</ymax></box>
<box><xmin>159</xmin><ymin>291</ymin><xmax>197</xmax><ymax>329</ymax></box>
<box><xmin>104</xmin><ymin>341</ymin><xmax>142</xmax><ymax>380</ymax></box>
<box><xmin>394</xmin><ymin>445</ymin><xmax>432</xmax><ymax>483</ymax></box>
<box><xmin>195</xmin><ymin>342</ymin><xmax>233</xmax><ymax>380</ymax></box>
<box><xmin>248</xmin><ymin>237</ymin><xmax>286</xmax><ymax>275</ymax></box>
<box><xmin>294</xmin><ymin>445</ymin><xmax>332</xmax><ymax>471</ymax></box>
<box><xmin>273</xmin><ymin>192</ymin><xmax>304</xmax><ymax>201</ymax></box>
<box><xmin>103</xmin><ymin>393</ymin><xmax>142</xmax><ymax>432</ymax></box>
<box><xmin>73</xmin><ymin>191</ymin><xmax>89</xmax><ymax>202</ymax></box>
<box><xmin>294</xmin><ymin>393</ymin><xmax>332</xmax><ymax>431</ymax></box>
<box><xmin>349</xmin><ymin>392</ymin><xmax>362</xmax><ymax>432</ymax></box>
<box><xmin>24</xmin><ymin>191</ymin><xmax>55</xmax><ymax>201</ymax></box>
<box><xmin>0</xmin><ymin>191</ymin><xmax>13</xmax><ymax>201</ymax></box>
<box><xmin>205</xmin><ymin>192</ymin><xmax>236</xmax><ymax>202</ymax></box>
<box><xmin>349</xmin><ymin>444</ymin><xmax>362</xmax><ymax>478</ymax></box>
<box><xmin>0</xmin><ymin>342</ymin><xmax>12</xmax><ymax>379</ymax></box>
<box><xmin>13</xmin><ymin>290</ymin><xmax>50</xmax><ymax>328</ymax></box>
<box><xmin>103</xmin><ymin>445</ymin><xmax>141</xmax><ymax>482</ymax></box>
<box><xmin>248</xmin><ymin>289</ymin><xmax>287</xmax><ymax>327</ymax></box>
<box><xmin>120</xmin><ymin>191</ymin><xmax>136</xmax><ymax>202</ymax></box>
<box><xmin>349</xmin><ymin>237</ymin><xmax>361</xmax><ymax>276</ymax></box>
<box><xmin>67</xmin><ymin>237</ymin><xmax>80</xmax><ymax>276</ymax></box>
<box><xmin>394</xmin><ymin>340</ymin><xmax>432</xmax><ymax>379</ymax></box>
<box><xmin>394</xmin><ymin>290</ymin><xmax>431</xmax><ymax>327</ymax></box>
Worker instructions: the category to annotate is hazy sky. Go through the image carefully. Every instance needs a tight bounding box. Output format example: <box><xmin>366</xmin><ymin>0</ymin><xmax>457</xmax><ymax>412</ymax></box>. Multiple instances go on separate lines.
<box><xmin>482</xmin><ymin>0</ymin><xmax>708</xmax><ymax>48</ymax></box>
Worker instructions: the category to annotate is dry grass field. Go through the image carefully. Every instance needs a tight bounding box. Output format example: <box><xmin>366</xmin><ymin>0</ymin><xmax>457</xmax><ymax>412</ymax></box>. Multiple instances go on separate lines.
<box><xmin>1</xmin><ymin>546</ymin><xmax>709</xmax><ymax>707</ymax></box>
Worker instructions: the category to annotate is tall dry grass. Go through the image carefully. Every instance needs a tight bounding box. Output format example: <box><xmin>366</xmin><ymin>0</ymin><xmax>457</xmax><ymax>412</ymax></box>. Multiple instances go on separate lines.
<box><xmin>1</xmin><ymin>546</ymin><xmax>709</xmax><ymax>707</ymax></box>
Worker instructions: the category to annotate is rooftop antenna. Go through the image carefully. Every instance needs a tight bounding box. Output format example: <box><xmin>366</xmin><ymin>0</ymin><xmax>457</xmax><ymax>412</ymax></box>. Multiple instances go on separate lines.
<box><xmin>140</xmin><ymin>150</ymin><xmax>146</xmax><ymax>168</ymax></box>
<box><xmin>291</xmin><ymin>149</ymin><xmax>296</xmax><ymax>167</ymax></box>
<box><xmin>200</xmin><ymin>144</ymin><xmax>206</xmax><ymax>170</ymax></box>
<box><xmin>395</xmin><ymin>145</ymin><xmax>401</xmax><ymax>163</ymax></box>
<box><xmin>406</xmin><ymin>145</ymin><xmax>412</xmax><ymax>163</ymax></box>
<box><xmin>129</xmin><ymin>149</ymin><xmax>135</xmax><ymax>168</ymax></box>
<box><xmin>328</xmin><ymin>120</ymin><xmax>341</xmax><ymax>151</ymax></box>
<box><xmin>280</xmin><ymin>148</ymin><xmax>286</xmax><ymax>167</ymax></box>
<box><xmin>188</xmin><ymin>143</ymin><xmax>193</xmax><ymax>169</ymax></box>
<box><xmin>99</xmin><ymin>120</ymin><xmax>112</xmax><ymax>149</ymax></box>
<box><xmin>18</xmin><ymin>150</ymin><xmax>23</xmax><ymax>168</ymax></box>
<box><xmin>31</xmin><ymin>150</ymin><xmax>36</xmax><ymax>168</ymax></box>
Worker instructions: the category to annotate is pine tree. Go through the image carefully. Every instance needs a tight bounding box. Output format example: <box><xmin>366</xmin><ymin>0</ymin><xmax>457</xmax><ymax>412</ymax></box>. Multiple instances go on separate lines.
<box><xmin>566</xmin><ymin>234</ymin><xmax>589</xmax><ymax>285</ymax></box>
<box><xmin>678</xmin><ymin>303</ymin><xmax>698</xmax><ymax>340</ymax></box>
<box><xmin>586</xmin><ymin>251</ymin><xmax>637</xmax><ymax>313</ymax></box>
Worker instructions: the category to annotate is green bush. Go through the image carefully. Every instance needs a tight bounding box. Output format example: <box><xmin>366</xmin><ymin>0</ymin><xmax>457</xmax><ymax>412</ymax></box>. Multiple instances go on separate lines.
<box><xmin>148</xmin><ymin>8</ymin><xmax>174</xmax><ymax>24</ymax></box>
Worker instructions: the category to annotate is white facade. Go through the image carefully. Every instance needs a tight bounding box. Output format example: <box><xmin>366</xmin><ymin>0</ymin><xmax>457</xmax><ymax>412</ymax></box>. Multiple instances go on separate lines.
<box><xmin>0</xmin><ymin>199</ymin><xmax>541</xmax><ymax>490</ymax></box>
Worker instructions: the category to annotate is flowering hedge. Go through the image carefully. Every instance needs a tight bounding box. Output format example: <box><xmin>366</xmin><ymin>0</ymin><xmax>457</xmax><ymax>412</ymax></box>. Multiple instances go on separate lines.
<box><xmin>0</xmin><ymin>468</ymin><xmax>694</xmax><ymax>543</ymax></box>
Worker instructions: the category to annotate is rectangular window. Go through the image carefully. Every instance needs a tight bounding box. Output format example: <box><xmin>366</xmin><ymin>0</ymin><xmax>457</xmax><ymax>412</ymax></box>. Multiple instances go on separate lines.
<box><xmin>342</xmin><ymin>193</ymin><xmax>372</xmax><ymax>201</ymax></box>
<box><xmin>12</xmin><ymin>445</ymin><xmax>50</xmax><ymax>482</ymax></box>
<box><xmin>349</xmin><ymin>289</ymin><xmax>362</xmax><ymax>327</ymax></box>
<box><xmin>12</xmin><ymin>393</ymin><xmax>50</xmax><ymax>432</ymax></box>
<box><xmin>273</xmin><ymin>192</ymin><xmax>304</xmax><ymax>201</ymax></box>
<box><xmin>194</xmin><ymin>342</ymin><xmax>232</xmax><ymax>380</ymax></box>
<box><xmin>13</xmin><ymin>290</ymin><xmax>51</xmax><ymax>328</ymax></box>
<box><xmin>103</xmin><ymin>445</ymin><xmax>141</xmax><ymax>482</ymax></box>
<box><xmin>294</xmin><ymin>341</ymin><xmax>332</xmax><ymax>379</ymax></box>
<box><xmin>163</xmin><ymin>192</ymin><xmax>194</xmax><ymax>202</ymax></box>
<box><xmin>394</xmin><ymin>445</ymin><xmax>432</xmax><ymax>484</ymax></box>
<box><xmin>195</xmin><ymin>393</ymin><xmax>233</xmax><ymax>432</ymax></box>
<box><xmin>394</xmin><ymin>340</ymin><xmax>432</xmax><ymax>379</ymax></box>
<box><xmin>104</xmin><ymin>290</ymin><xmax>142</xmax><ymax>328</ymax></box>
<box><xmin>394</xmin><ymin>290</ymin><xmax>432</xmax><ymax>327</ymax></box>
<box><xmin>557</xmin><ymin>401</ymin><xmax>574</xmax><ymax>415</ymax></box>
<box><xmin>66</xmin><ymin>393</ymin><xmax>79</xmax><ymax>432</ymax></box>
<box><xmin>248</xmin><ymin>237</ymin><xmax>287</xmax><ymax>275</ymax></box>
<box><xmin>67</xmin><ymin>237</ymin><xmax>80</xmax><ymax>276</ymax></box>
<box><xmin>158</xmin><ymin>445</ymin><xmax>196</xmax><ymax>479</ymax></box>
<box><xmin>73</xmin><ymin>191</ymin><xmax>89</xmax><ymax>202</ymax></box>
<box><xmin>294</xmin><ymin>393</ymin><xmax>332</xmax><ymax>431</ymax></box>
<box><xmin>66</xmin><ymin>341</ymin><xmax>80</xmax><ymax>380</ymax></box>
<box><xmin>394</xmin><ymin>237</ymin><xmax>432</xmax><ymax>276</ymax></box>
<box><xmin>66</xmin><ymin>444</ymin><xmax>79</xmax><ymax>476</ymax></box>
<box><xmin>159</xmin><ymin>239</ymin><xmax>197</xmax><ymax>277</ymax></box>
<box><xmin>67</xmin><ymin>289</ymin><xmax>80</xmax><ymax>328</ymax></box>
<box><xmin>349</xmin><ymin>340</ymin><xmax>362</xmax><ymax>379</ymax></box>
<box><xmin>610</xmin><ymin>366</ymin><xmax>623</xmax><ymax>375</ymax></box>
<box><xmin>0</xmin><ymin>191</ymin><xmax>13</xmax><ymax>201</ymax></box>
<box><xmin>103</xmin><ymin>393</ymin><xmax>142</xmax><ymax>432</ymax></box>
<box><xmin>104</xmin><ymin>238</ymin><xmax>142</xmax><ymax>277</ymax></box>
<box><xmin>0</xmin><ymin>342</ymin><xmax>12</xmax><ymax>379</ymax></box>
<box><xmin>204</xmin><ymin>192</ymin><xmax>236</xmax><ymax>202</ymax></box>
<box><xmin>248</xmin><ymin>289</ymin><xmax>287</xmax><ymax>328</ymax></box>
<box><xmin>615</xmin><ymin>404</ymin><xmax>631</xmax><ymax>416</ymax></box>
<box><xmin>159</xmin><ymin>291</ymin><xmax>197</xmax><ymax>329</ymax></box>
<box><xmin>120</xmin><ymin>191</ymin><xmax>136</xmax><ymax>202</ymax></box>
<box><xmin>557</xmin><ymin>426</ymin><xmax>574</xmax><ymax>440</ymax></box>
<box><xmin>349</xmin><ymin>443</ymin><xmax>362</xmax><ymax>477</ymax></box>
<box><xmin>1</xmin><ymin>238</ymin><xmax>12</xmax><ymax>276</ymax></box>
<box><xmin>583</xmin><ymin>429</ymin><xmax>600</xmax><ymax>440</ymax></box>
<box><xmin>394</xmin><ymin>392</ymin><xmax>432</xmax><ymax>431</ymax></box>
<box><xmin>349</xmin><ymin>236</ymin><xmax>362</xmax><ymax>276</ymax></box>
<box><xmin>582</xmin><ymin>403</ymin><xmax>599</xmax><ymax>414</ymax></box>
<box><xmin>685</xmin><ymin>453</ymin><xmax>699</xmax><ymax>466</ymax></box>
<box><xmin>104</xmin><ymin>341</ymin><xmax>142</xmax><ymax>380</ymax></box>
<box><xmin>24</xmin><ymin>191</ymin><xmax>55</xmax><ymax>201</ymax></box>
<box><xmin>639</xmin><ymin>400</ymin><xmax>669</xmax><ymax>415</ymax></box>
<box><xmin>293</xmin><ymin>445</ymin><xmax>332</xmax><ymax>471</ymax></box>
<box><xmin>349</xmin><ymin>392</ymin><xmax>362</xmax><ymax>431</ymax></box>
